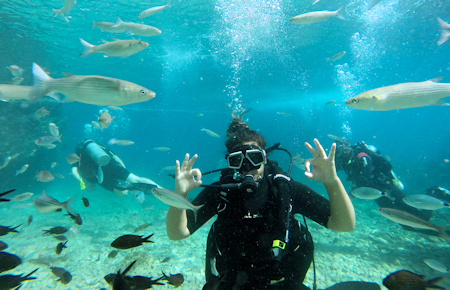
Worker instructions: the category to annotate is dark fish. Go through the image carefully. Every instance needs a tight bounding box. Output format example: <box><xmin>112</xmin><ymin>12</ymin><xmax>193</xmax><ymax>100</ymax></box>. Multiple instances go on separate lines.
<box><xmin>203</xmin><ymin>271</ymin><xmax>227</xmax><ymax>290</ymax></box>
<box><xmin>111</xmin><ymin>234</ymin><xmax>154</xmax><ymax>250</ymax></box>
<box><xmin>65</xmin><ymin>213</ymin><xmax>82</xmax><ymax>225</ymax></box>
<box><xmin>82</xmin><ymin>196</ymin><xmax>89</xmax><ymax>207</ymax></box>
<box><xmin>50</xmin><ymin>267</ymin><xmax>67</xmax><ymax>278</ymax></box>
<box><xmin>0</xmin><ymin>241</ymin><xmax>8</xmax><ymax>251</ymax></box>
<box><xmin>126</xmin><ymin>275</ymin><xmax>165</xmax><ymax>289</ymax></box>
<box><xmin>104</xmin><ymin>274</ymin><xmax>116</xmax><ymax>285</ymax></box>
<box><xmin>0</xmin><ymin>225</ymin><xmax>21</xmax><ymax>237</ymax></box>
<box><xmin>53</xmin><ymin>235</ymin><xmax>68</xmax><ymax>241</ymax></box>
<box><xmin>160</xmin><ymin>257</ymin><xmax>170</xmax><ymax>263</ymax></box>
<box><xmin>0</xmin><ymin>189</ymin><xmax>14</xmax><ymax>202</ymax></box>
<box><xmin>108</xmin><ymin>250</ymin><xmax>118</xmax><ymax>259</ymax></box>
<box><xmin>27</xmin><ymin>216</ymin><xmax>33</xmax><ymax>226</ymax></box>
<box><xmin>55</xmin><ymin>241</ymin><xmax>68</xmax><ymax>255</ymax></box>
<box><xmin>134</xmin><ymin>224</ymin><xmax>151</xmax><ymax>233</ymax></box>
<box><xmin>42</xmin><ymin>226</ymin><xmax>68</xmax><ymax>235</ymax></box>
<box><xmin>112</xmin><ymin>260</ymin><xmax>137</xmax><ymax>290</ymax></box>
<box><xmin>0</xmin><ymin>252</ymin><xmax>22</xmax><ymax>273</ymax></box>
<box><xmin>58</xmin><ymin>271</ymin><xmax>72</xmax><ymax>285</ymax></box>
<box><xmin>383</xmin><ymin>270</ymin><xmax>444</xmax><ymax>290</ymax></box>
<box><xmin>325</xmin><ymin>281</ymin><xmax>382</xmax><ymax>289</ymax></box>
<box><xmin>0</xmin><ymin>268</ymin><xmax>38</xmax><ymax>289</ymax></box>
<box><xmin>162</xmin><ymin>272</ymin><xmax>184</xmax><ymax>288</ymax></box>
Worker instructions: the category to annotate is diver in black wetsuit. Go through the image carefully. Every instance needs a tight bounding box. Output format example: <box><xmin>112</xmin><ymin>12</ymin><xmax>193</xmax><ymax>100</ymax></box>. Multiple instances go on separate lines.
<box><xmin>71</xmin><ymin>139</ymin><xmax>160</xmax><ymax>196</ymax></box>
<box><xmin>166</xmin><ymin>113</ymin><xmax>355</xmax><ymax>289</ymax></box>
<box><xmin>334</xmin><ymin>139</ymin><xmax>433</xmax><ymax>225</ymax></box>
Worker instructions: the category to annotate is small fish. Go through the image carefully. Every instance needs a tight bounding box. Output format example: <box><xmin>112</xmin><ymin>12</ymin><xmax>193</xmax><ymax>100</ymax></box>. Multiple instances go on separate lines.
<box><xmin>108</xmin><ymin>250</ymin><xmax>118</xmax><ymax>259</ymax></box>
<box><xmin>34</xmin><ymin>170</ymin><xmax>55</xmax><ymax>182</ymax></box>
<box><xmin>294</xmin><ymin>163</ymin><xmax>306</xmax><ymax>170</ymax></box>
<box><xmin>111</xmin><ymin>234</ymin><xmax>154</xmax><ymax>250</ymax></box>
<box><xmin>54</xmin><ymin>173</ymin><xmax>65</xmax><ymax>179</ymax></box>
<box><xmin>12</xmin><ymin>203</ymin><xmax>33</xmax><ymax>209</ymax></box>
<box><xmin>10</xmin><ymin>153</ymin><xmax>19</xmax><ymax>160</ymax></box>
<box><xmin>134</xmin><ymin>224</ymin><xmax>151</xmax><ymax>233</ymax></box>
<box><xmin>50</xmin><ymin>267</ymin><xmax>67</xmax><ymax>278</ymax></box>
<box><xmin>97</xmin><ymin>111</ymin><xmax>115</xmax><ymax>128</ymax></box>
<box><xmin>66</xmin><ymin>213</ymin><xmax>82</xmax><ymax>225</ymax></box>
<box><xmin>383</xmin><ymin>270</ymin><xmax>444</xmax><ymax>290</ymax></box>
<box><xmin>424</xmin><ymin>259</ymin><xmax>450</xmax><ymax>274</ymax></box>
<box><xmin>385</xmin><ymin>154</ymin><xmax>391</xmax><ymax>161</ymax></box>
<box><xmin>326</xmin><ymin>51</ymin><xmax>346</xmax><ymax>62</ymax></box>
<box><xmin>82</xmin><ymin>196</ymin><xmax>89</xmax><ymax>207</ymax></box>
<box><xmin>0</xmin><ymin>224</ymin><xmax>22</xmax><ymax>235</ymax></box>
<box><xmin>91</xmin><ymin>121</ymin><xmax>102</xmax><ymax>130</ymax></box>
<box><xmin>367</xmin><ymin>0</ymin><xmax>382</xmax><ymax>10</ymax></box>
<box><xmin>437</xmin><ymin>18</ymin><xmax>450</xmax><ymax>46</ymax></box>
<box><xmin>52</xmin><ymin>0</ymin><xmax>76</xmax><ymax>23</ymax></box>
<box><xmin>345</xmin><ymin>77</ymin><xmax>450</xmax><ymax>111</ymax></box>
<box><xmin>55</xmin><ymin>241</ymin><xmax>68</xmax><ymax>255</ymax></box>
<box><xmin>10</xmin><ymin>76</ymin><xmax>24</xmax><ymax>85</ymax></box>
<box><xmin>69</xmin><ymin>225</ymin><xmax>78</xmax><ymax>237</ymax></box>
<box><xmin>35</xmin><ymin>135</ymin><xmax>62</xmax><ymax>147</ymax></box>
<box><xmin>107</xmin><ymin>105</ymin><xmax>123</xmax><ymax>111</ymax></box>
<box><xmin>27</xmin><ymin>216</ymin><xmax>33</xmax><ymax>226</ymax></box>
<box><xmin>42</xmin><ymin>226</ymin><xmax>68</xmax><ymax>235</ymax></box>
<box><xmin>108</xmin><ymin>138</ymin><xmax>135</xmax><ymax>146</ymax></box>
<box><xmin>403</xmin><ymin>194</ymin><xmax>450</xmax><ymax>210</ymax></box>
<box><xmin>160</xmin><ymin>165</ymin><xmax>176</xmax><ymax>172</ymax></box>
<box><xmin>32</xmin><ymin>191</ymin><xmax>77</xmax><ymax>216</ymax></box>
<box><xmin>0</xmin><ymin>268</ymin><xmax>38</xmax><ymax>288</ymax></box>
<box><xmin>0</xmin><ymin>241</ymin><xmax>8</xmax><ymax>251</ymax></box>
<box><xmin>112</xmin><ymin>17</ymin><xmax>162</xmax><ymax>37</ymax></box>
<box><xmin>135</xmin><ymin>192</ymin><xmax>145</xmax><ymax>203</ymax></box>
<box><xmin>11</xmin><ymin>192</ymin><xmax>33</xmax><ymax>202</ymax></box>
<box><xmin>377</xmin><ymin>208</ymin><xmax>450</xmax><ymax>239</ymax></box>
<box><xmin>30</xmin><ymin>63</ymin><xmax>156</xmax><ymax>106</ymax></box>
<box><xmin>80</xmin><ymin>38</ymin><xmax>149</xmax><ymax>58</ymax></box>
<box><xmin>276</xmin><ymin>112</ymin><xmax>292</xmax><ymax>116</ymax></box>
<box><xmin>201</xmin><ymin>128</ymin><xmax>220</xmax><ymax>138</ymax></box>
<box><xmin>0</xmin><ymin>157</ymin><xmax>11</xmax><ymax>170</ymax></box>
<box><xmin>138</xmin><ymin>0</ymin><xmax>171</xmax><ymax>19</ymax></box>
<box><xmin>151</xmin><ymin>188</ymin><xmax>204</xmax><ymax>222</ymax></box>
<box><xmin>35</xmin><ymin>107</ymin><xmax>50</xmax><ymax>118</ymax></box>
<box><xmin>92</xmin><ymin>21</ymin><xmax>127</xmax><ymax>33</ymax></box>
<box><xmin>48</xmin><ymin>123</ymin><xmax>60</xmax><ymax>138</ymax></box>
<box><xmin>154</xmin><ymin>147</ymin><xmax>170</xmax><ymax>151</ymax></box>
<box><xmin>161</xmin><ymin>257</ymin><xmax>170</xmax><ymax>263</ymax></box>
<box><xmin>58</xmin><ymin>270</ymin><xmax>72</xmax><ymax>285</ymax></box>
<box><xmin>290</xmin><ymin>6</ymin><xmax>346</xmax><ymax>24</ymax></box>
<box><xmin>6</xmin><ymin>65</ymin><xmax>24</xmax><ymax>77</ymax></box>
<box><xmin>53</xmin><ymin>235</ymin><xmax>68</xmax><ymax>241</ymax></box>
<box><xmin>162</xmin><ymin>272</ymin><xmax>184</xmax><ymax>288</ymax></box>
<box><xmin>0</xmin><ymin>252</ymin><xmax>22</xmax><ymax>273</ymax></box>
<box><xmin>66</xmin><ymin>153</ymin><xmax>80</xmax><ymax>164</ymax></box>
<box><xmin>0</xmin><ymin>189</ymin><xmax>14</xmax><ymax>202</ymax></box>
<box><xmin>326</xmin><ymin>100</ymin><xmax>336</xmax><ymax>105</ymax></box>
<box><xmin>194</xmin><ymin>113</ymin><xmax>204</xmax><ymax>117</ymax></box>
<box><xmin>51</xmin><ymin>162</ymin><xmax>57</xmax><ymax>169</ymax></box>
<box><xmin>350</xmin><ymin>187</ymin><xmax>389</xmax><ymax>200</ymax></box>
<box><xmin>15</xmin><ymin>164</ymin><xmax>29</xmax><ymax>176</ymax></box>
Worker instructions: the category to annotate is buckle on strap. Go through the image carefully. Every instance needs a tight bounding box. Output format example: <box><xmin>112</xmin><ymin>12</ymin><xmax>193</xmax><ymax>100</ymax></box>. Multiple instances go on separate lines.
<box><xmin>273</xmin><ymin>174</ymin><xmax>290</xmax><ymax>182</ymax></box>
<box><xmin>272</xmin><ymin>240</ymin><xmax>286</xmax><ymax>250</ymax></box>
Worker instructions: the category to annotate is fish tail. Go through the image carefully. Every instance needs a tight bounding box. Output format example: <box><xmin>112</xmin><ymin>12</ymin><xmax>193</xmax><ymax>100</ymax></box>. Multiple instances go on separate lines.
<box><xmin>438</xmin><ymin>226</ymin><xmax>450</xmax><ymax>244</ymax></box>
<box><xmin>143</xmin><ymin>234</ymin><xmax>155</xmax><ymax>243</ymax></box>
<box><xmin>336</xmin><ymin>6</ymin><xmax>347</xmax><ymax>21</ymax></box>
<box><xmin>168</xmin><ymin>0</ymin><xmax>171</xmax><ymax>6</ymax></box>
<box><xmin>30</xmin><ymin>63</ymin><xmax>53</xmax><ymax>102</ymax></box>
<box><xmin>437</xmin><ymin>17</ymin><xmax>450</xmax><ymax>30</ymax></box>
<box><xmin>52</xmin><ymin>8</ymin><xmax>60</xmax><ymax>20</ymax></box>
<box><xmin>193</xmin><ymin>204</ymin><xmax>204</xmax><ymax>223</ymax></box>
<box><xmin>63</xmin><ymin>194</ymin><xmax>78</xmax><ymax>216</ymax></box>
<box><xmin>22</xmin><ymin>268</ymin><xmax>39</xmax><ymax>280</ymax></box>
<box><xmin>56</xmin><ymin>134</ymin><xmax>63</xmax><ymax>143</ymax></box>
<box><xmin>79</xmin><ymin>38</ymin><xmax>95</xmax><ymax>58</ymax></box>
<box><xmin>122</xmin><ymin>260</ymin><xmax>137</xmax><ymax>276</ymax></box>
<box><xmin>91</xmin><ymin>21</ymin><xmax>97</xmax><ymax>29</ymax></box>
<box><xmin>425</xmin><ymin>276</ymin><xmax>445</xmax><ymax>289</ymax></box>
<box><xmin>438</xmin><ymin>29</ymin><xmax>450</xmax><ymax>46</ymax></box>
<box><xmin>15</xmin><ymin>170</ymin><xmax>19</xmax><ymax>176</ymax></box>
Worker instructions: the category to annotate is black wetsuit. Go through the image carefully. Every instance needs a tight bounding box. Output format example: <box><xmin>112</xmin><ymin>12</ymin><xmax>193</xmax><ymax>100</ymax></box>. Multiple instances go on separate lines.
<box><xmin>74</xmin><ymin>141</ymin><xmax>130</xmax><ymax>192</ymax></box>
<box><xmin>186</xmin><ymin>165</ymin><xmax>331</xmax><ymax>290</ymax></box>
<box><xmin>337</xmin><ymin>142</ymin><xmax>432</xmax><ymax>224</ymax></box>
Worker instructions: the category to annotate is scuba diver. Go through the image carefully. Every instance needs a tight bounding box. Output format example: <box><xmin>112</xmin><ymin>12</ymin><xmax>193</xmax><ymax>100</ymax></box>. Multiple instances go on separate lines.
<box><xmin>165</xmin><ymin>113</ymin><xmax>355</xmax><ymax>290</ymax></box>
<box><xmin>71</xmin><ymin>139</ymin><xmax>160</xmax><ymax>197</ymax></box>
<box><xmin>333</xmin><ymin>137</ymin><xmax>433</xmax><ymax>226</ymax></box>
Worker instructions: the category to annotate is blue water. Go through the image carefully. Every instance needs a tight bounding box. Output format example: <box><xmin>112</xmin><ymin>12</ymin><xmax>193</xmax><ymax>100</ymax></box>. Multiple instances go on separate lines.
<box><xmin>1</xmin><ymin>0</ymin><xmax>450</xmax><ymax>289</ymax></box>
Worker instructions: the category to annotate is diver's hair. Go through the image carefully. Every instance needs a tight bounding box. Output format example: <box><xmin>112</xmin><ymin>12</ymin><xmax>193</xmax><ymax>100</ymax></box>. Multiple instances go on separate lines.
<box><xmin>225</xmin><ymin>109</ymin><xmax>266</xmax><ymax>152</ymax></box>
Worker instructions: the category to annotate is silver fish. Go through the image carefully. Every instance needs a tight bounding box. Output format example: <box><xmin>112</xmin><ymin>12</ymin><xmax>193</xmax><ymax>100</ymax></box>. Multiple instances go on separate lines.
<box><xmin>112</xmin><ymin>17</ymin><xmax>161</xmax><ymax>37</ymax></box>
<box><xmin>52</xmin><ymin>0</ymin><xmax>76</xmax><ymax>23</ymax></box>
<box><xmin>0</xmin><ymin>157</ymin><xmax>11</xmax><ymax>169</ymax></box>
<box><xmin>11</xmin><ymin>192</ymin><xmax>33</xmax><ymax>202</ymax></box>
<box><xmin>15</xmin><ymin>164</ymin><xmax>29</xmax><ymax>176</ymax></box>
<box><xmin>30</xmin><ymin>63</ymin><xmax>156</xmax><ymax>106</ymax></box>
<box><xmin>151</xmin><ymin>188</ymin><xmax>203</xmax><ymax>221</ymax></box>
<box><xmin>136</xmin><ymin>192</ymin><xmax>145</xmax><ymax>203</ymax></box>
<box><xmin>201</xmin><ymin>128</ymin><xmax>220</xmax><ymax>138</ymax></box>
<box><xmin>92</xmin><ymin>21</ymin><xmax>127</xmax><ymax>33</ymax></box>
<box><xmin>0</xmin><ymin>85</ymin><xmax>59</xmax><ymax>102</ymax></box>
<box><xmin>6</xmin><ymin>65</ymin><xmax>24</xmax><ymax>77</ymax></box>
<box><xmin>290</xmin><ymin>6</ymin><xmax>346</xmax><ymax>25</ymax></box>
<box><xmin>326</xmin><ymin>51</ymin><xmax>346</xmax><ymax>62</ymax></box>
<box><xmin>350</xmin><ymin>187</ymin><xmax>389</xmax><ymax>200</ymax></box>
<box><xmin>32</xmin><ymin>191</ymin><xmax>77</xmax><ymax>216</ymax></box>
<box><xmin>424</xmin><ymin>259</ymin><xmax>450</xmax><ymax>274</ymax></box>
<box><xmin>79</xmin><ymin>38</ymin><xmax>149</xmax><ymax>58</ymax></box>
<box><xmin>345</xmin><ymin>77</ymin><xmax>450</xmax><ymax>111</ymax></box>
<box><xmin>48</xmin><ymin>123</ymin><xmax>60</xmax><ymax>137</ymax></box>
<box><xmin>403</xmin><ymin>194</ymin><xmax>450</xmax><ymax>210</ymax></box>
<box><xmin>138</xmin><ymin>0</ymin><xmax>171</xmax><ymax>19</ymax></box>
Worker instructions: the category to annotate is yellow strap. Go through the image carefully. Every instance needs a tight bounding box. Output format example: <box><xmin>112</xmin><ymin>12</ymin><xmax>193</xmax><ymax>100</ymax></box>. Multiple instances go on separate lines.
<box><xmin>272</xmin><ymin>240</ymin><xmax>286</xmax><ymax>250</ymax></box>
<box><xmin>79</xmin><ymin>176</ymin><xmax>86</xmax><ymax>190</ymax></box>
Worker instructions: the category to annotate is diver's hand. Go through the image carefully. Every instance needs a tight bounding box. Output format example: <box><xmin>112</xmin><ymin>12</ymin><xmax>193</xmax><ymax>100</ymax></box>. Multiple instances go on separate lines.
<box><xmin>304</xmin><ymin>139</ymin><xmax>338</xmax><ymax>184</ymax></box>
<box><xmin>174</xmin><ymin>153</ymin><xmax>202</xmax><ymax>197</ymax></box>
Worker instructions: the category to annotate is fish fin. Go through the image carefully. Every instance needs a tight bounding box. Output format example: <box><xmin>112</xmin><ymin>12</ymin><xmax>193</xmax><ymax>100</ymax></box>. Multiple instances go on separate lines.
<box><xmin>62</xmin><ymin>72</ymin><xmax>75</xmax><ymax>77</ymax></box>
<box><xmin>312</xmin><ymin>0</ymin><xmax>320</xmax><ymax>5</ymax></box>
<box><xmin>63</xmin><ymin>194</ymin><xmax>78</xmax><ymax>216</ymax></box>
<box><xmin>44</xmin><ymin>92</ymin><xmax>62</xmax><ymax>102</ymax></box>
<box><xmin>122</xmin><ymin>260</ymin><xmax>137</xmax><ymax>276</ymax></box>
<box><xmin>336</xmin><ymin>6</ymin><xmax>347</xmax><ymax>21</ymax></box>
<box><xmin>437</xmin><ymin>17</ymin><xmax>450</xmax><ymax>30</ymax></box>
<box><xmin>142</xmin><ymin>234</ymin><xmax>154</xmax><ymax>243</ymax></box>
<box><xmin>427</xmin><ymin>76</ymin><xmax>444</xmax><ymax>83</ymax></box>
<box><xmin>30</xmin><ymin>63</ymin><xmax>53</xmax><ymax>102</ymax></box>
<box><xmin>52</xmin><ymin>8</ymin><xmax>61</xmax><ymax>20</ymax></box>
<box><xmin>438</xmin><ymin>30</ymin><xmax>450</xmax><ymax>46</ymax></box>
<box><xmin>101</xmin><ymin>39</ymin><xmax>109</xmax><ymax>44</ymax></box>
<box><xmin>111</xmin><ymin>17</ymin><xmax>122</xmax><ymax>28</ymax></box>
<box><xmin>425</xmin><ymin>277</ymin><xmax>445</xmax><ymax>289</ymax></box>
<box><xmin>79</xmin><ymin>38</ymin><xmax>95</xmax><ymax>58</ymax></box>
<box><xmin>91</xmin><ymin>21</ymin><xmax>96</xmax><ymax>29</ymax></box>
<box><xmin>432</xmin><ymin>99</ymin><xmax>450</xmax><ymax>106</ymax></box>
<box><xmin>56</xmin><ymin>134</ymin><xmax>63</xmax><ymax>143</ymax></box>
<box><xmin>366</xmin><ymin>0</ymin><xmax>382</xmax><ymax>10</ymax></box>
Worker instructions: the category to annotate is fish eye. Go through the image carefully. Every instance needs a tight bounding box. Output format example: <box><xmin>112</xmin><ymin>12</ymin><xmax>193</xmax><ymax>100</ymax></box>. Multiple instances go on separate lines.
<box><xmin>352</xmin><ymin>99</ymin><xmax>359</xmax><ymax>104</ymax></box>
<box><xmin>140</xmin><ymin>90</ymin><xmax>147</xmax><ymax>96</ymax></box>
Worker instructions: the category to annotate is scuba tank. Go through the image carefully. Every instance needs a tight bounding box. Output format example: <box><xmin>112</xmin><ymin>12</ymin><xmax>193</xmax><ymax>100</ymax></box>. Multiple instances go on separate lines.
<box><xmin>85</xmin><ymin>141</ymin><xmax>110</xmax><ymax>166</ymax></box>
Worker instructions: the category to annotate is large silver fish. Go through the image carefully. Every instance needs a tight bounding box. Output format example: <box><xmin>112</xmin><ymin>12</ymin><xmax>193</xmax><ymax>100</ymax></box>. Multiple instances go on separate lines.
<box><xmin>345</xmin><ymin>77</ymin><xmax>450</xmax><ymax>111</ymax></box>
<box><xmin>151</xmin><ymin>188</ymin><xmax>203</xmax><ymax>221</ymax></box>
<box><xmin>79</xmin><ymin>38</ymin><xmax>149</xmax><ymax>58</ymax></box>
<box><xmin>32</xmin><ymin>191</ymin><xmax>77</xmax><ymax>216</ymax></box>
<box><xmin>403</xmin><ymin>194</ymin><xmax>450</xmax><ymax>210</ymax></box>
<box><xmin>290</xmin><ymin>6</ymin><xmax>346</xmax><ymax>24</ymax></box>
<box><xmin>30</xmin><ymin>63</ymin><xmax>155</xmax><ymax>106</ymax></box>
<box><xmin>138</xmin><ymin>0</ymin><xmax>171</xmax><ymax>19</ymax></box>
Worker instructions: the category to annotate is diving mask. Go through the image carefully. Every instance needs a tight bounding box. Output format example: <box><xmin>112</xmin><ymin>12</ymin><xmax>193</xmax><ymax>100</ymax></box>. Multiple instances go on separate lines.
<box><xmin>226</xmin><ymin>145</ymin><xmax>266</xmax><ymax>171</ymax></box>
